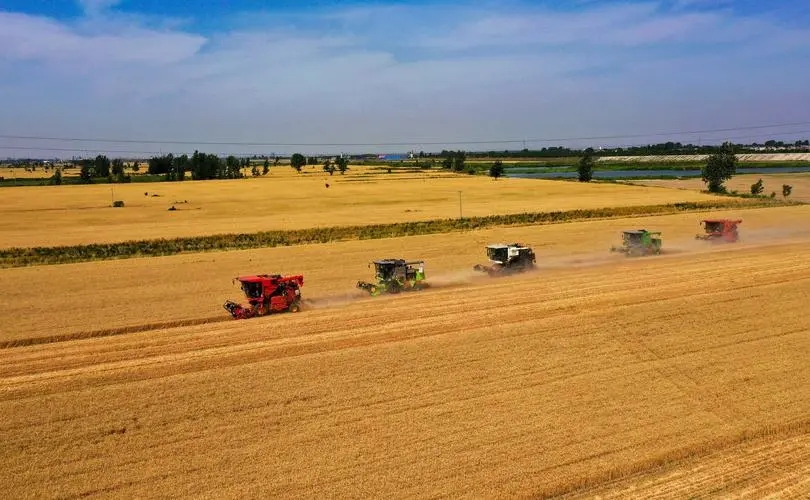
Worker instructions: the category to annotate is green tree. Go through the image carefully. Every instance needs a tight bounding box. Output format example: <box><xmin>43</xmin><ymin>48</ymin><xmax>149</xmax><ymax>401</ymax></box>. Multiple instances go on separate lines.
<box><xmin>79</xmin><ymin>161</ymin><xmax>93</xmax><ymax>183</ymax></box>
<box><xmin>750</xmin><ymin>178</ymin><xmax>764</xmax><ymax>195</ymax></box>
<box><xmin>111</xmin><ymin>158</ymin><xmax>125</xmax><ymax>177</ymax></box>
<box><xmin>225</xmin><ymin>155</ymin><xmax>243</xmax><ymax>179</ymax></box>
<box><xmin>132</xmin><ymin>161</ymin><xmax>140</xmax><ymax>172</ymax></box>
<box><xmin>93</xmin><ymin>155</ymin><xmax>111</xmax><ymax>177</ymax></box>
<box><xmin>701</xmin><ymin>142</ymin><xmax>737</xmax><ymax>193</ymax></box>
<box><xmin>172</xmin><ymin>154</ymin><xmax>188</xmax><ymax>181</ymax></box>
<box><xmin>334</xmin><ymin>155</ymin><xmax>349</xmax><ymax>175</ymax></box>
<box><xmin>252</xmin><ymin>164</ymin><xmax>260</xmax><ymax>176</ymax></box>
<box><xmin>323</xmin><ymin>159</ymin><xmax>335</xmax><ymax>176</ymax></box>
<box><xmin>578</xmin><ymin>148</ymin><xmax>595</xmax><ymax>182</ymax></box>
<box><xmin>262</xmin><ymin>158</ymin><xmax>270</xmax><ymax>175</ymax></box>
<box><xmin>489</xmin><ymin>160</ymin><xmax>505</xmax><ymax>179</ymax></box>
<box><xmin>50</xmin><ymin>167</ymin><xmax>63</xmax><ymax>185</ymax></box>
<box><xmin>290</xmin><ymin>153</ymin><xmax>305</xmax><ymax>173</ymax></box>
<box><xmin>783</xmin><ymin>184</ymin><xmax>793</xmax><ymax>198</ymax></box>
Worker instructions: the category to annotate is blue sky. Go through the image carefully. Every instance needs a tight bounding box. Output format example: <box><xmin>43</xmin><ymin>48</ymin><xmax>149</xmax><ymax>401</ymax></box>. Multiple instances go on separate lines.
<box><xmin>1</xmin><ymin>0</ymin><xmax>809</xmax><ymax>157</ymax></box>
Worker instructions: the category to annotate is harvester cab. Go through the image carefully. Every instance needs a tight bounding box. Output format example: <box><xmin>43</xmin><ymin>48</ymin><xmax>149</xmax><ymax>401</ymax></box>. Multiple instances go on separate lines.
<box><xmin>223</xmin><ymin>274</ymin><xmax>304</xmax><ymax>319</ymax></box>
<box><xmin>610</xmin><ymin>230</ymin><xmax>662</xmax><ymax>256</ymax></box>
<box><xmin>357</xmin><ymin>259</ymin><xmax>427</xmax><ymax>296</ymax></box>
<box><xmin>696</xmin><ymin>219</ymin><xmax>741</xmax><ymax>243</ymax></box>
<box><xmin>473</xmin><ymin>243</ymin><xmax>536</xmax><ymax>276</ymax></box>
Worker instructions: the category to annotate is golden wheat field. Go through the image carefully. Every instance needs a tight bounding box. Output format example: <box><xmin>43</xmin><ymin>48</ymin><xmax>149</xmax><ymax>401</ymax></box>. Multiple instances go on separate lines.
<box><xmin>1</xmin><ymin>228</ymin><xmax>809</xmax><ymax>497</ymax></box>
<box><xmin>630</xmin><ymin>172</ymin><xmax>810</xmax><ymax>202</ymax></box>
<box><xmin>3</xmin><ymin>204</ymin><xmax>808</xmax><ymax>345</ymax></box>
<box><xmin>0</xmin><ymin>166</ymin><xmax>721</xmax><ymax>248</ymax></box>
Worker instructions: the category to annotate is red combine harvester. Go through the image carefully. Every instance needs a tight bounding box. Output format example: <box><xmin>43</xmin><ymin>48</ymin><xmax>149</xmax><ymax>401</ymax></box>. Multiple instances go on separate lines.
<box><xmin>223</xmin><ymin>274</ymin><xmax>304</xmax><ymax>319</ymax></box>
<box><xmin>695</xmin><ymin>219</ymin><xmax>742</xmax><ymax>243</ymax></box>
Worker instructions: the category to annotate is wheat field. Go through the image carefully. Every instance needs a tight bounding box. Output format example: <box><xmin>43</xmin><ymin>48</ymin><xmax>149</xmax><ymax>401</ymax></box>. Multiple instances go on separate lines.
<box><xmin>0</xmin><ymin>166</ymin><xmax>721</xmax><ymax>248</ymax></box>
<box><xmin>3</xmin><ymin>205</ymin><xmax>807</xmax><ymax>345</ymax></box>
<box><xmin>1</xmin><ymin>228</ymin><xmax>808</xmax><ymax>497</ymax></box>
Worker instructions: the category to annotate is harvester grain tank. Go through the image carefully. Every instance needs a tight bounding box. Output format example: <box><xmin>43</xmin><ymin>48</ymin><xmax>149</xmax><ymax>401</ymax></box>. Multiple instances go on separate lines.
<box><xmin>473</xmin><ymin>243</ymin><xmax>536</xmax><ymax>276</ymax></box>
<box><xmin>695</xmin><ymin>219</ymin><xmax>741</xmax><ymax>243</ymax></box>
<box><xmin>223</xmin><ymin>274</ymin><xmax>304</xmax><ymax>319</ymax></box>
<box><xmin>357</xmin><ymin>259</ymin><xmax>428</xmax><ymax>296</ymax></box>
<box><xmin>610</xmin><ymin>230</ymin><xmax>662</xmax><ymax>256</ymax></box>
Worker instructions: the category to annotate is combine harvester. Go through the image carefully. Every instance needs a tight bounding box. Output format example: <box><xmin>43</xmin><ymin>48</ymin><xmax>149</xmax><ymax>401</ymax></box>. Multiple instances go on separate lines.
<box><xmin>695</xmin><ymin>219</ymin><xmax>742</xmax><ymax>243</ymax></box>
<box><xmin>473</xmin><ymin>243</ymin><xmax>536</xmax><ymax>276</ymax></box>
<box><xmin>357</xmin><ymin>259</ymin><xmax>428</xmax><ymax>296</ymax></box>
<box><xmin>223</xmin><ymin>274</ymin><xmax>304</xmax><ymax>319</ymax></box>
<box><xmin>610</xmin><ymin>230</ymin><xmax>663</xmax><ymax>257</ymax></box>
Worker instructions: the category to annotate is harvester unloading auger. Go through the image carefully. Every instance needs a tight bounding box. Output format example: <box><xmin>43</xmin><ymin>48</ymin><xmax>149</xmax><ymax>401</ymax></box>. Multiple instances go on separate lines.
<box><xmin>223</xmin><ymin>274</ymin><xmax>304</xmax><ymax>319</ymax></box>
<box><xmin>696</xmin><ymin>219</ymin><xmax>741</xmax><ymax>243</ymax></box>
<box><xmin>473</xmin><ymin>243</ymin><xmax>536</xmax><ymax>276</ymax></box>
<box><xmin>356</xmin><ymin>259</ymin><xmax>428</xmax><ymax>296</ymax></box>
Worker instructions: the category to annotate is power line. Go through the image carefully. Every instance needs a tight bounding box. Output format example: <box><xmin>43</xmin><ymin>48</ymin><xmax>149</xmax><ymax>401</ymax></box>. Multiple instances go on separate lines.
<box><xmin>1</xmin><ymin>121</ymin><xmax>809</xmax><ymax>147</ymax></box>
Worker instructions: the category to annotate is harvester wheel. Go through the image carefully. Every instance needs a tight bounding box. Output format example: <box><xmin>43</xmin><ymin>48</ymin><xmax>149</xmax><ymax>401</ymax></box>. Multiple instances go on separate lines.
<box><xmin>289</xmin><ymin>302</ymin><xmax>301</xmax><ymax>313</ymax></box>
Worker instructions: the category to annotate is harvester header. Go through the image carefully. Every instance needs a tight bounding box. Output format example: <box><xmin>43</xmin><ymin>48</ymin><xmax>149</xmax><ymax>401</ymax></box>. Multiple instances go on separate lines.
<box><xmin>473</xmin><ymin>243</ymin><xmax>536</xmax><ymax>276</ymax></box>
<box><xmin>696</xmin><ymin>219</ymin><xmax>742</xmax><ymax>243</ymax></box>
<box><xmin>610</xmin><ymin>230</ymin><xmax>662</xmax><ymax>257</ymax></box>
<box><xmin>356</xmin><ymin>259</ymin><xmax>428</xmax><ymax>296</ymax></box>
<box><xmin>223</xmin><ymin>273</ymin><xmax>304</xmax><ymax>319</ymax></box>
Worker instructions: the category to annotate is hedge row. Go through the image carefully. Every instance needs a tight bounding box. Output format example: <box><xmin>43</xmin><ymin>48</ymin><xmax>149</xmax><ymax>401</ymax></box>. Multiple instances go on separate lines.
<box><xmin>0</xmin><ymin>198</ymin><xmax>789</xmax><ymax>268</ymax></box>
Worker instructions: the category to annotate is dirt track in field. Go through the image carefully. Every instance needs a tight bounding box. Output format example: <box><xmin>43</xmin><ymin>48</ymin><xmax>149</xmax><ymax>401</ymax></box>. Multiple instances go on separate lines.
<box><xmin>1</xmin><ymin>233</ymin><xmax>809</xmax><ymax>498</ymax></box>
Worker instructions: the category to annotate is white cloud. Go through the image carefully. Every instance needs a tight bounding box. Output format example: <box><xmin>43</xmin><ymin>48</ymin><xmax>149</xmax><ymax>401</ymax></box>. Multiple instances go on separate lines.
<box><xmin>0</xmin><ymin>12</ymin><xmax>205</xmax><ymax>66</ymax></box>
<box><xmin>0</xmin><ymin>2</ymin><xmax>808</xmax><ymax>156</ymax></box>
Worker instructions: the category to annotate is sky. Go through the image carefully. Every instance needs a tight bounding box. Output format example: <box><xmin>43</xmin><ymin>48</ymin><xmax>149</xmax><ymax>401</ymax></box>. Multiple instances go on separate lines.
<box><xmin>1</xmin><ymin>0</ymin><xmax>809</xmax><ymax>157</ymax></box>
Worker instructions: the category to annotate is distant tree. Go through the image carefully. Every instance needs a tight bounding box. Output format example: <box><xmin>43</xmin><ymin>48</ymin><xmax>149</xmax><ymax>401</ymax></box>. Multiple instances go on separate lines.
<box><xmin>783</xmin><ymin>184</ymin><xmax>793</xmax><ymax>198</ymax></box>
<box><xmin>225</xmin><ymin>155</ymin><xmax>243</xmax><ymax>179</ymax></box>
<box><xmin>148</xmin><ymin>154</ymin><xmax>173</xmax><ymax>175</ymax></box>
<box><xmin>252</xmin><ymin>164</ymin><xmax>260</xmax><ymax>177</ymax></box>
<box><xmin>453</xmin><ymin>151</ymin><xmax>466</xmax><ymax>172</ymax></box>
<box><xmin>701</xmin><ymin>142</ymin><xmax>737</xmax><ymax>193</ymax></box>
<box><xmin>111</xmin><ymin>158</ymin><xmax>125</xmax><ymax>177</ymax></box>
<box><xmin>334</xmin><ymin>155</ymin><xmax>349</xmax><ymax>175</ymax></box>
<box><xmin>750</xmin><ymin>178</ymin><xmax>764</xmax><ymax>195</ymax></box>
<box><xmin>172</xmin><ymin>154</ymin><xmax>189</xmax><ymax>181</ymax></box>
<box><xmin>274</xmin><ymin>156</ymin><xmax>280</xmax><ymax>167</ymax></box>
<box><xmin>79</xmin><ymin>161</ymin><xmax>93</xmax><ymax>183</ymax></box>
<box><xmin>307</xmin><ymin>156</ymin><xmax>318</xmax><ymax>166</ymax></box>
<box><xmin>50</xmin><ymin>167</ymin><xmax>63</xmax><ymax>185</ymax></box>
<box><xmin>290</xmin><ymin>153</ymin><xmax>305</xmax><ymax>173</ymax></box>
<box><xmin>489</xmin><ymin>160</ymin><xmax>505</xmax><ymax>179</ymax></box>
<box><xmin>262</xmin><ymin>158</ymin><xmax>270</xmax><ymax>175</ymax></box>
<box><xmin>578</xmin><ymin>148</ymin><xmax>595</xmax><ymax>182</ymax></box>
<box><xmin>93</xmin><ymin>155</ymin><xmax>111</xmax><ymax>177</ymax></box>
<box><xmin>132</xmin><ymin>161</ymin><xmax>140</xmax><ymax>172</ymax></box>
<box><xmin>323</xmin><ymin>159</ymin><xmax>335</xmax><ymax>176</ymax></box>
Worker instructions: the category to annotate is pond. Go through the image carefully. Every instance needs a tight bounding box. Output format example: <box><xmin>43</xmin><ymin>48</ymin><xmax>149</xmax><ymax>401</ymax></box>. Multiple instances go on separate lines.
<box><xmin>508</xmin><ymin>166</ymin><xmax>810</xmax><ymax>179</ymax></box>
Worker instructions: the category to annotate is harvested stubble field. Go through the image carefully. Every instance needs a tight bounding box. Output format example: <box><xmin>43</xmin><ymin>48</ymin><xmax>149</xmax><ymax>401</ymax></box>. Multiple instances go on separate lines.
<box><xmin>1</xmin><ymin>230</ymin><xmax>809</xmax><ymax>497</ymax></box>
<box><xmin>0</xmin><ymin>166</ymin><xmax>720</xmax><ymax>248</ymax></box>
<box><xmin>3</xmin><ymin>205</ymin><xmax>809</xmax><ymax>346</ymax></box>
<box><xmin>630</xmin><ymin>172</ymin><xmax>810</xmax><ymax>202</ymax></box>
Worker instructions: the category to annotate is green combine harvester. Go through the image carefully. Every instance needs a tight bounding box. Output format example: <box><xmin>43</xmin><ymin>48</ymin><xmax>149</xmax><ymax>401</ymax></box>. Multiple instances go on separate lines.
<box><xmin>610</xmin><ymin>229</ymin><xmax>662</xmax><ymax>257</ymax></box>
<box><xmin>356</xmin><ymin>259</ymin><xmax>428</xmax><ymax>296</ymax></box>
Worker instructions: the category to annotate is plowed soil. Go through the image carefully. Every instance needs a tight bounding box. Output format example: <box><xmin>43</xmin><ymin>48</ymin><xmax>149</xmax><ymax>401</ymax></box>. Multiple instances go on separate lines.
<box><xmin>1</xmin><ymin>208</ymin><xmax>809</xmax><ymax>498</ymax></box>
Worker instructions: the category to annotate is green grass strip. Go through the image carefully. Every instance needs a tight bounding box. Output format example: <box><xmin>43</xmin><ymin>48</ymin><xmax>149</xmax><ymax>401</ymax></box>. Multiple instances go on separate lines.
<box><xmin>0</xmin><ymin>198</ymin><xmax>796</xmax><ymax>268</ymax></box>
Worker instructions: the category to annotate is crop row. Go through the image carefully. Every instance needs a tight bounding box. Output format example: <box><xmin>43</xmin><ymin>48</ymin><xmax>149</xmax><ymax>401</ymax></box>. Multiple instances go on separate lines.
<box><xmin>0</xmin><ymin>198</ymin><xmax>791</xmax><ymax>268</ymax></box>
